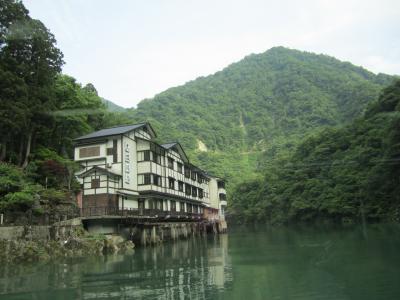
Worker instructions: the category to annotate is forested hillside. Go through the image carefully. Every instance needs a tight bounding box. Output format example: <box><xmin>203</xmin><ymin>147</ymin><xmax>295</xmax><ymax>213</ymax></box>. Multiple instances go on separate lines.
<box><xmin>230</xmin><ymin>80</ymin><xmax>400</xmax><ymax>224</ymax></box>
<box><xmin>126</xmin><ymin>47</ymin><xmax>393</xmax><ymax>184</ymax></box>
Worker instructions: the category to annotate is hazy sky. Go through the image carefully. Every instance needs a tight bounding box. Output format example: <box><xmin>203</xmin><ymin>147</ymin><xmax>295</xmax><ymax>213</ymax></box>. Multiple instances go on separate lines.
<box><xmin>23</xmin><ymin>0</ymin><xmax>400</xmax><ymax>108</ymax></box>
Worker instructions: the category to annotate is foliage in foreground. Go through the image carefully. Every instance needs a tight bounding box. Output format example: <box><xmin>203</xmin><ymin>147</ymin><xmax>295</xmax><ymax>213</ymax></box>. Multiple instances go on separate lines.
<box><xmin>0</xmin><ymin>0</ymin><xmax>121</xmax><ymax>212</ymax></box>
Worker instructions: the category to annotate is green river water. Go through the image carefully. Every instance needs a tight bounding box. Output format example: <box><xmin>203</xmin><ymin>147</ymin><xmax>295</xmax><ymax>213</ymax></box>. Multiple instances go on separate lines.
<box><xmin>0</xmin><ymin>224</ymin><xmax>399</xmax><ymax>299</ymax></box>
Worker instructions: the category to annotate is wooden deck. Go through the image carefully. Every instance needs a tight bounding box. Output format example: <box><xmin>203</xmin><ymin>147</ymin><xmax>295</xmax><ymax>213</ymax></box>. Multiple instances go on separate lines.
<box><xmin>80</xmin><ymin>207</ymin><xmax>204</xmax><ymax>222</ymax></box>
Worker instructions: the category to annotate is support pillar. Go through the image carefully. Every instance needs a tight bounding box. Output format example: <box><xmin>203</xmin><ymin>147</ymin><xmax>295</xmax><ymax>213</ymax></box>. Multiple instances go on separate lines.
<box><xmin>151</xmin><ymin>226</ymin><xmax>157</xmax><ymax>244</ymax></box>
<box><xmin>141</xmin><ymin>228</ymin><xmax>147</xmax><ymax>246</ymax></box>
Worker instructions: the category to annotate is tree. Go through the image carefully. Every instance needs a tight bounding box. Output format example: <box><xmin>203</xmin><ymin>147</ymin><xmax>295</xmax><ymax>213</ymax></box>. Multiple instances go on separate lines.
<box><xmin>0</xmin><ymin>4</ymin><xmax>64</xmax><ymax>167</ymax></box>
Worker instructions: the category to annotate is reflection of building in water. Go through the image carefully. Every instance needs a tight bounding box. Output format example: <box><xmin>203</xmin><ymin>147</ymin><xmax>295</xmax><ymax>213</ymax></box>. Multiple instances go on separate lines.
<box><xmin>80</xmin><ymin>236</ymin><xmax>232</xmax><ymax>299</ymax></box>
<box><xmin>206</xmin><ymin>234</ymin><xmax>231</xmax><ymax>288</ymax></box>
<box><xmin>0</xmin><ymin>236</ymin><xmax>232</xmax><ymax>299</ymax></box>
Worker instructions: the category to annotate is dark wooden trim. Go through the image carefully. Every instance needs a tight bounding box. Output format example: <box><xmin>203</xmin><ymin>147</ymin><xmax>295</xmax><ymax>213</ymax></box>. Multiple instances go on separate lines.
<box><xmin>74</xmin><ymin>139</ymin><xmax>108</xmax><ymax>146</ymax></box>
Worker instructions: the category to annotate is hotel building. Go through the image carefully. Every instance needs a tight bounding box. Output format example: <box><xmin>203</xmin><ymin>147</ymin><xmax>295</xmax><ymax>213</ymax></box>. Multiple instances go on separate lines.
<box><xmin>74</xmin><ymin>123</ymin><xmax>227</xmax><ymax>220</ymax></box>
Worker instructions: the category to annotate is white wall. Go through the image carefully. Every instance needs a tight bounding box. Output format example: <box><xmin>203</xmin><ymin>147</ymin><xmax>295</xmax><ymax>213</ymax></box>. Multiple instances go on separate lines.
<box><xmin>209</xmin><ymin>177</ymin><xmax>219</xmax><ymax>210</ymax></box>
<box><xmin>119</xmin><ymin>198</ymin><xmax>138</xmax><ymax>209</ymax></box>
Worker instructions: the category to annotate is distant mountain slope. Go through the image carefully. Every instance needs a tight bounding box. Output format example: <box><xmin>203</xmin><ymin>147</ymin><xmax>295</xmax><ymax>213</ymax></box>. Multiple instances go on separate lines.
<box><xmin>126</xmin><ymin>47</ymin><xmax>395</xmax><ymax>182</ymax></box>
<box><xmin>230</xmin><ymin>79</ymin><xmax>400</xmax><ymax>224</ymax></box>
<box><xmin>102</xmin><ymin>98</ymin><xmax>125</xmax><ymax>112</ymax></box>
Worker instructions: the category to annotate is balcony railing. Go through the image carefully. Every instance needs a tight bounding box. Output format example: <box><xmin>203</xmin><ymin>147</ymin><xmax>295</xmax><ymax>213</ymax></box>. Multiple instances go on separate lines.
<box><xmin>80</xmin><ymin>207</ymin><xmax>203</xmax><ymax>220</ymax></box>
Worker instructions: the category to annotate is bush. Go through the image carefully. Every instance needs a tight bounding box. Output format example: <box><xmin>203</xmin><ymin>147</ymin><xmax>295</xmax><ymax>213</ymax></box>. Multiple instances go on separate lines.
<box><xmin>39</xmin><ymin>188</ymin><xmax>66</xmax><ymax>204</ymax></box>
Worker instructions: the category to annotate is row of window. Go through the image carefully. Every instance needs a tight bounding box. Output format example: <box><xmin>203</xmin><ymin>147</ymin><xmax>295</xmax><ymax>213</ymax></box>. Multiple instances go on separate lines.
<box><xmin>142</xmin><ymin>198</ymin><xmax>204</xmax><ymax>214</ymax></box>
<box><xmin>138</xmin><ymin>173</ymin><xmax>162</xmax><ymax>186</ymax></box>
<box><xmin>137</xmin><ymin>150</ymin><xmax>162</xmax><ymax>164</ymax></box>
<box><xmin>138</xmin><ymin>151</ymin><xmax>207</xmax><ymax>184</ymax></box>
<box><xmin>138</xmin><ymin>174</ymin><xmax>205</xmax><ymax>198</ymax></box>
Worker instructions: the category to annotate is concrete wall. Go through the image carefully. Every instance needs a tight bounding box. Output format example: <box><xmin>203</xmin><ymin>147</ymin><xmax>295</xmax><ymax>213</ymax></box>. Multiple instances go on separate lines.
<box><xmin>0</xmin><ymin>222</ymin><xmax>83</xmax><ymax>241</ymax></box>
<box><xmin>0</xmin><ymin>226</ymin><xmax>25</xmax><ymax>240</ymax></box>
<box><xmin>83</xmin><ymin>219</ymin><xmax>119</xmax><ymax>235</ymax></box>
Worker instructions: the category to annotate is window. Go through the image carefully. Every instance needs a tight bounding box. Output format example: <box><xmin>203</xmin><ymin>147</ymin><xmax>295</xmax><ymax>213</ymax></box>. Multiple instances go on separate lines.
<box><xmin>79</xmin><ymin>146</ymin><xmax>100</xmax><ymax>158</ymax></box>
<box><xmin>198</xmin><ymin>174</ymin><xmax>203</xmax><ymax>184</ymax></box>
<box><xmin>153</xmin><ymin>174</ymin><xmax>162</xmax><ymax>186</ymax></box>
<box><xmin>138</xmin><ymin>198</ymin><xmax>145</xmax><ymax>210</ymax></box>
<box><xmin>218</xmin><ymin>181</ymin><xmax>225</xmax><ymax>189</ymax></box>
<box><xmin>150</xmin><ymin>143</ymin><xmax>164</xmax><ymax>164</ymax></box>
<box><xmin>185</xmin><ymin>183</ymin><xmax>191</xmax><ymax>196</ymax></box>
<box><xmin>193</xmin><ymin>205</ymin><xmax>198</xmax><ymax>213</ymax></box>
<box><xmin>91</xmin><ymin>178</ymin><xmax>100</xmax><ymax>188</ymax></box>
<box><xmin>199</xmin><ymin>188</ymin><xmax>204</xmax><ymax>199</ymax></box>
<box><xmin>177</xmin><ymin>162</ymin><xmax>183</xmax><ymax>173</ymax></box>
<box><xmin>168</xmin><ymin>157</ymin><xmax>174</xmax><ymax>169</ymax></box>
<box><xmin>179</xmin><ymin>202</ymin><xmax>185</xmax><ymax>212</ymax></box>
<box><xmin>144</xmin><ymin>150</ymin><xmax>150</xmax><ymax>161</ymax></box>
<box><xmin>138</xmin><ymin>150</ymin><xmax>150</xmax><ymax>161</ymax></box>
<box><xmin>187</xmin><ymin>203</ymin><xmax>192</xmax><ymax>213</ymax></box>
<box><xmin>170</xmin><ymin>200</ymin><xmax>176</xmax><ymax>212</ymax></box>
<box><xmin>144</xmin><ymin>174</ymin><xmax>151</xmax><ymax>185</ymax></box>
<box><xmin>184</xmin><ymin>166</ymin><xmax>190</xmax><ymax>178</ymax></box>
<box><xmin>219</xmin><ymin>193</ymin><xmax>227</xmax><ymax>200</ymax></box>
<box><xmin>156</xmin><ymin>199</ymin><xmax>163</xmax><ymax>210</ymax></box>
<box><xmin>106</xmin><ymin>140</ymin><xmax>118</xmax><ymax>163</ymax></box>
<box><xmin>191</xmin><ymin>170</ymin><xmax>197</xmax><ymax>181</ymax></box>
<box><xmin>192</xmin><ymin>186</ymin><xmax>197</xmax><ymax>197</ymax></box>
<box><xmin>138</xmin><ymin>174</ymin><xmax>151</xmax><ymax>185</ymax></box>
<box><xmin>178</xmin><ymin>181</ymin><xmax>184</xmax><ymax>192</ymax></box>
<box><xmin>168</xmin><ymin>177</ymin><xmax>175</xmax><ymax>189</ymax></box>
<box><xmin>148</xmin><ymin>198</ymin><xmax>155</xmax><ymax>209</ymax></box>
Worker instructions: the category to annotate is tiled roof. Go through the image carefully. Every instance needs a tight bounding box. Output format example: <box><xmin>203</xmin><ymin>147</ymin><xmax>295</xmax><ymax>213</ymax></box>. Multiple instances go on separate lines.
<box><xmin>75</xmin><ymin>123</ymin><xmax>147</xmax><ymax>141</ymax></box>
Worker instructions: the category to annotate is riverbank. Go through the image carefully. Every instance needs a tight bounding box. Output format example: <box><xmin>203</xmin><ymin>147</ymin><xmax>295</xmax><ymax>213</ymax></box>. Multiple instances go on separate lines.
<box><xmin>0</xmin><ymin>217</ymin><xmax>225</xmax><ymax>262</ymax></box>
<box><xmin>0</xmin><ymin>221</ymin><xmax>135</xmax><ymax>263</ymax></box>
<box><xmin>0</xmin><ymin>233</ymin><xmax>135</xmax><ymax>263</ymax></box>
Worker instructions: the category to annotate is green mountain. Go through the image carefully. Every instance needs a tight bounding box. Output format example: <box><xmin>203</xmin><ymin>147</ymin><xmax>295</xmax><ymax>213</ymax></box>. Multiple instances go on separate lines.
<box><xmin>230</xmin><ymin>79</ymin><xmax>400</xmax><ymax>224</ymax></box>
<box><xmin>102</xmin><ymin>98</ymin><xmax>126</xmax><ymax>112</ymax></box>
<box><xmin>126</xmin><ymin>47</ymin><xmax>394</xmax><ymax>185</ymax></box>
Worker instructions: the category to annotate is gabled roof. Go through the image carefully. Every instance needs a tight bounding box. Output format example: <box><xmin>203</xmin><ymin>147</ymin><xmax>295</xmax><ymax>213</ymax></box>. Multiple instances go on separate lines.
<box><xmin>78</xmin><ymin>166</ymin><xmax>121</xmax><ymax>178</ymax></box>
<box><xmin>161</xmin><ymin>142</ymin><xmax>189</xmax><ymax>163</ymax></box>
<box><xmin>74</xmin><ymin>122</ymin><xmax>156</xmax><ymax>141</ymax></box>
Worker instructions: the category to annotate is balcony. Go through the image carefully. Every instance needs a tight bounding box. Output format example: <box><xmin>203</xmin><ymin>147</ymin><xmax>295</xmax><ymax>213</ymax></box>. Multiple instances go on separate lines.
<box><xmin>80</xmin><ymin>207</ymin><xmax>204</xmax><ymax>221</ymax></box>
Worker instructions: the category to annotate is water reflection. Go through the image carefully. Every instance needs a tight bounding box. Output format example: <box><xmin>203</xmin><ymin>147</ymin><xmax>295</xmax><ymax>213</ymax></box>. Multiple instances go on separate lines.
<box><xmin>1</xmin><ymin>225</ymin><xmax>400</xmax><ymax>300</ymax></box>
<box><xmin>0</xmin><ymin>234</ymin><xmax>232</xmax><ymax>299</ymax></box>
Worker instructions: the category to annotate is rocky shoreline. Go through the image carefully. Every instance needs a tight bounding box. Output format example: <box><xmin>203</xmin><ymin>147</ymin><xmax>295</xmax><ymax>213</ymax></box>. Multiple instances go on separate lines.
<box><xmin>0</xmin><ymin>223</ymin><xmax>135</xmax><ymax>263</ymax></box>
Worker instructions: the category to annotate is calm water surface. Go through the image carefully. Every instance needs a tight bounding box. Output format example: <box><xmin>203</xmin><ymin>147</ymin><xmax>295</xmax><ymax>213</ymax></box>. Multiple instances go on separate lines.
<box><xmin>0</xmin><ymin>224</ymin><xmax>400</xmax><ymax>300</ymax></box>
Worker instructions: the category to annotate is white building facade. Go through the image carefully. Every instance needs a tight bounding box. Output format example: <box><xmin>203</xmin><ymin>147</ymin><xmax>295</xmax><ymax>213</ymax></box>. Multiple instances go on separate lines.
<box><xmin>74</xmin><ymin>123</ymin><xmax>226</xmax><ymax>219</ymax></box>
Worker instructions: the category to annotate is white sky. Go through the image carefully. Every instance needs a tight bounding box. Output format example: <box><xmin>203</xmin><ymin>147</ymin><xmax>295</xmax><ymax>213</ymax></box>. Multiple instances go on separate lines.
<box><xmin>23</xmin><ymin>0</ymin><xmax>400</xmax><ymax>108</ymax></box>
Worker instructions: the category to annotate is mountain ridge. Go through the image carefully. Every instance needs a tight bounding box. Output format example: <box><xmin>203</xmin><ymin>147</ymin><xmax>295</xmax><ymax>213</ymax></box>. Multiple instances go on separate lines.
<box><xmin>122</xmin><ymin>47</ymin><xmax>395</xmax><ymax>183</ymax></box>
